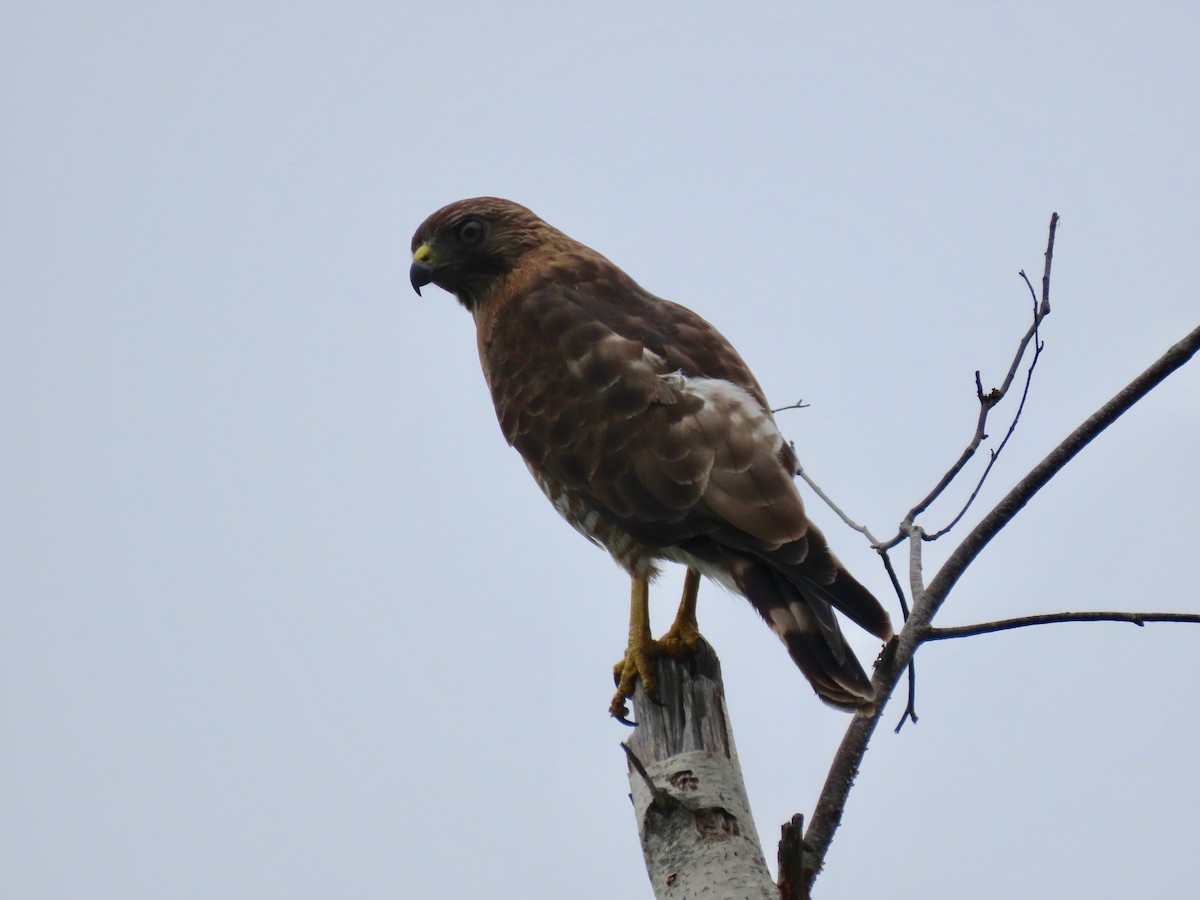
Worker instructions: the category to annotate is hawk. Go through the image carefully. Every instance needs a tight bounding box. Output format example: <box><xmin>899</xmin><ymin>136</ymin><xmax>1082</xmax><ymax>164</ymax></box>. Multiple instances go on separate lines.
<box><xmin>409</xmin><ymin>197</ymin><xmax>893</xmax><ymax>718</ymax></box>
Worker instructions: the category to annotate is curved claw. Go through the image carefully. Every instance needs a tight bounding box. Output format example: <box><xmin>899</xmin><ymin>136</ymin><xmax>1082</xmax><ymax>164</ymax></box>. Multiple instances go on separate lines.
<box><xmin>609</xmin><ymin>569</ymin><xmax>706</xmax><ymax>721</ymax></box>
<box><xmin>611</xmin><ymin>636</ymin><xmax>661</xmax><ymax>718</ymax></box>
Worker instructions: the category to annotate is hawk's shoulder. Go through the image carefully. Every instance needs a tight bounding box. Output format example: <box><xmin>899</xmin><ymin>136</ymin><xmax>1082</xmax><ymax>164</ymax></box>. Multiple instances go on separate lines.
<box><xmin>484</xmin><ymin>246</ymin><xmax>770</xmax><ymax>409</ymax></box>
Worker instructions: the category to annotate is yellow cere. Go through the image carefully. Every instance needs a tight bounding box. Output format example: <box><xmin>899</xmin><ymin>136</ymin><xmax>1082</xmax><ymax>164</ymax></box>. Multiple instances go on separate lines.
<box><xmin>413</xmin><ymin>244</ymin><xmax>433</xmax><ymax>263</ymax></box>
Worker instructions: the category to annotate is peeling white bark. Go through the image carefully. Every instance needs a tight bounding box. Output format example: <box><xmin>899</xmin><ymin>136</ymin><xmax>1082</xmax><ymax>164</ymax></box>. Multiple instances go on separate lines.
<box><xmin>624</xmin><ymin>641</ymin><xmax>776</xmax><ymax>899</ymax></box>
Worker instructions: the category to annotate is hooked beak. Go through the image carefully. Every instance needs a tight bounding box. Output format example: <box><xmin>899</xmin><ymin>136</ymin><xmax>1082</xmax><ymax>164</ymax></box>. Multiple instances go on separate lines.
<box><xmin>409</xmin><ymin>244</ymin><xmax>435</xmax><ymax>295</ymax></box>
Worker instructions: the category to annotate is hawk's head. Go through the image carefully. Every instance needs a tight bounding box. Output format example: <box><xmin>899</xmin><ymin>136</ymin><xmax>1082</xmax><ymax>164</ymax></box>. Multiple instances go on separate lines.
<box><xmin>410</xmin><ymin>197</ymin><xmax>568</xmax><ymax>309</ymax></box>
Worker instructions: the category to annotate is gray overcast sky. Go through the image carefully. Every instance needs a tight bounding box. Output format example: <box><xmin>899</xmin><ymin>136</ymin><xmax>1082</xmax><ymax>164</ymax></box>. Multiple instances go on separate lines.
<box><xmin>3</xmin><ymin>3</ymin><xmax>1198</xmax><ymax>898</ymax></box>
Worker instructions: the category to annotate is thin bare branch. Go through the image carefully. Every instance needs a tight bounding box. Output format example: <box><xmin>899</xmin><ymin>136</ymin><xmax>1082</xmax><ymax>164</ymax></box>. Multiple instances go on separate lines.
<box><xmin>890</xmin><ymin>527</ymin><xmax>926</xmax><ymax>733</ymax></box>
<box><xmin>923</xmin><ymin>319</ymin><xmax>1044</xmax><ymax>540</ymax></box>
<box><xmin>905</xmin><ymin>525</ymin><xmax>926</xmax><ymax>600</ymax></box>
<box><xmin>885</xmin><ymin>303</ymin><xmax>1046</xmax><ymax>545</ymax></box>
<box><xmin>872</xmin><ymin>544</ymin><xmax>919</xmax><ymax>730</ymax></box>
<box><xmin>1040</xmin><ymin>212</ymin><xmax>1059</xmax><ymax>316</ymax></box>
<box><xmin>794</xmin><ymin>462</ymin><xmax>880</xmax><ymax>545</ymax></box>
<box><xmin>881</xmin><ymin>214</ymin><xmax>1060</xmax><ymax>550</ymax></box>
<box><xmin>893</xmin><ymin>659</ymin><xmax>917</xmax><ymax>733</ymax></box>
<box><xmin>803</xmin><ymin>319</ymin><xmax>1200</xmax><ymax>893</ymax></box>
<box><xmin>1019</xmin><ymin>269</ymin><xmax>1039</xmax><ymax>306</ymax></box>
<box><xmin>923</xmin><ymin>321</ymin><xmax>1200</xmax><ymax>621</ymax></box>
<box><xmin>925</xmin><ymin>611</ymin><xmax>1200</xmax><ymax>641</ymax></box>
<box><xmin>876</xmin><ymin>547</ymin><xmax>909</xmax><ymax>620</ymax></box>
<box><xmin>772</xmin><ymin>399</ymin><xmax>810</xmax><ymax>414</ymax></box>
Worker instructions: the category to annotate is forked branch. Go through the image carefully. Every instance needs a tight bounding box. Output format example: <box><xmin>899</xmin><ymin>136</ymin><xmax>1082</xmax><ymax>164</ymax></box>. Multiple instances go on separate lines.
<box><xmin>802</xmin><ymin>310</ymin><xmax>1200</xmax><ymax>892</ymax></box>
<box><xmin>881</xmin><ymin>213</ymin><xmax>1060</xmax><ymax>550</ymax></box>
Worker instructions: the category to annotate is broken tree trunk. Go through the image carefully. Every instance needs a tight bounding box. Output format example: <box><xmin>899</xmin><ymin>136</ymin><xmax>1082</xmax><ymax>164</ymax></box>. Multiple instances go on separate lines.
<box><xmin>623</xmin><ymin>640</ymin><xmax>778</xmax><ymax>899</ymax></box>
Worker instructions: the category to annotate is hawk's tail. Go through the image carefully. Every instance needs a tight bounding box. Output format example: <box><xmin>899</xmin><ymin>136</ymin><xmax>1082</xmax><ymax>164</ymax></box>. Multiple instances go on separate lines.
<box><xmin>732</xmin><ymin>562</ymin><xmax>880</xmax><ymax>712</ymax></box>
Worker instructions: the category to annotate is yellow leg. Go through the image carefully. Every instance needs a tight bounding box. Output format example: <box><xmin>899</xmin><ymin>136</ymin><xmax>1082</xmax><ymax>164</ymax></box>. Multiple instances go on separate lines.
<box><xmin>609</xmin><ymin>569</ymin><xmax>705</xmax><ymax>720</ymax></box>
<box><xmin>611</xmin><ymin>575</ymin><xmax>654</xmax><ymax>719</ymax></box>
<box><xmin>659</xmin><ymin>567</ymin><xmax>702</xmax><ymax>653</ymax></box>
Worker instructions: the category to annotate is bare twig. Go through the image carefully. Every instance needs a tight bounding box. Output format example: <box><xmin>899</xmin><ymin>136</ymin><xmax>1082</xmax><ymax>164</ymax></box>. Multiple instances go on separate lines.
<box><xmin>925</xmin><ymin>611</ymin><xmax>1200</xmax><ymax>641</ymax></box>
<box><xmin>794</xmin><ymin>463</ymin><xmax>880</xmax><ymax>545</ymax></box>
<box><xmin>923</xmin><ymin>312</ymin><xmax>1044</xmax><ymax>540</ymax></box>
<box><xmin>803</xmin><ymin>320</ymin><xmax>1200</xmax><ymax>893</ymax></box>
<box><xmin>772</xmin><ymin>399</ymin><xmax>810</xmax><ymax>414</ymax></box>
<box><xmin>876</xmin><ymin>550</ymin><xmax>906</xmax><ymax>618</ymax></box>
<box><xmin>905</xmin><ymin>525</ymin><xmax>926</xmax><ymax>601</ymax></box>
<box><xmin>890</xmin><ymin>527</ymin><xmax>926</xmax><ymax>732</ymax></box>
<box><xmin>893</xmin><ymin>659</ymin><xmax>917</xmax><ymax>733</ymax></box>
<box><xmin>922</xmin><ymin>321</ymin><xmax>1200</xmax><ymax>622</ymax></box>
<box><xmin>881</xmin><ymin>213</ymin><xmax>1060</xmax><ymax>551</ymax></box>
<box><xmin>892</xmin><ymin>667</ymin><xmax>916</xmax><ymax>734</ymax></box>
<box><xmin>1040</xmin><ymin>212</ymin><xmax>1058</xmax><ymax>316</ymax></box>
<box><xmin>1019</xmin><ymin>269</ymin><xmax>1039</xmax><ymax>306</ymax></box>
<box><xmin>871</xmin><ymin>546</ymin><xmax>919</xmax><ymax>730</ymax></box>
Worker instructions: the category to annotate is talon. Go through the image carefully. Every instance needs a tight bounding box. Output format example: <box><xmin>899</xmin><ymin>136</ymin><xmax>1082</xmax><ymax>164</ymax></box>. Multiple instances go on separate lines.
<box><xmin>609</xmin><ymin>682</ymin><xmax>634</xmax><ymax>720</ymax></box>
<box><xmin>610</xmin><ymin>638</ymin><xmax>660</xmax><ymax>718</ymax></box>
<box><xmin>608</xmin><ymin>569</ymin><xmax>706</xmax><ymax>720</ymax></box>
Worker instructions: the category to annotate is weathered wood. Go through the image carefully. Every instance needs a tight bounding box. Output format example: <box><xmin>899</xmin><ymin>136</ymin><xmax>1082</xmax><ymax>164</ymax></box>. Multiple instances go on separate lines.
<box><xmin>624</xmin><ymin>640</ymin><xmax>777</xmax><ymax>899</ymax></box>
<box><xmin>776</xmin><ymin>814</ymin><xmax>808</xmax><ymax>900</ymax></box>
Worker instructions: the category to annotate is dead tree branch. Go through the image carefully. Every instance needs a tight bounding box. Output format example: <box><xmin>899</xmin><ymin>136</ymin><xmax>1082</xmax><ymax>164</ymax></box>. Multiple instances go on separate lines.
<box><xmin>922</xmin><ymin>318</ymin><xmax>1043</xmax><ymax>541</ymax></box>
<box><xmin>925</xmin><ymin>611</ymin><xmax>1200</xmax><ymax>641</ymax></box>
<box><xmin>881</xmin><ymin>213</ymin><xmax>1059</xmax><ymax>551</ymax></box>
<box><xmin>794</xmin><ymin>462</ymin><xmax>881</xmax><ymax>545</ymax></box>
<box><xmin>802</xmin><ymin>319</ymin><xmax>1200</xmax><ymax>892</ymax></box>
<box><xmin>921</xmin><ymin>321</ymin><xmax>1200</xmax><ymax>620</ymax></box>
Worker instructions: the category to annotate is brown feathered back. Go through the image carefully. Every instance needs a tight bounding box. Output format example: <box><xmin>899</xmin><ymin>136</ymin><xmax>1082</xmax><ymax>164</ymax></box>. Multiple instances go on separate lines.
<box><xmin>411</xmin><ymin>197</ymin><xmax>893</xmax><ymax>709</ymax></box>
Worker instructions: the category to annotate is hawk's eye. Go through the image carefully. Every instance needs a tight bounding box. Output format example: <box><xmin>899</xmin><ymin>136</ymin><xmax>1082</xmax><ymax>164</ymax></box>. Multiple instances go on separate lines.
<box><xmin>457</xmin><ymin>218</ymin><xmax>485</xmax><ymax>244</ymax></box>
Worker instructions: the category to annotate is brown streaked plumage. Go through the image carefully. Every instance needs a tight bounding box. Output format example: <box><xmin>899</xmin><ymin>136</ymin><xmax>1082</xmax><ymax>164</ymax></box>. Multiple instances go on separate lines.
<box><xmin>409</xmin><ymin>197</ymin><xmax>893</xmax><ymax>715</ymax></box>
